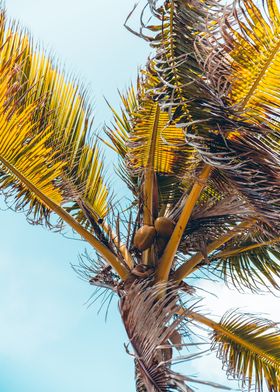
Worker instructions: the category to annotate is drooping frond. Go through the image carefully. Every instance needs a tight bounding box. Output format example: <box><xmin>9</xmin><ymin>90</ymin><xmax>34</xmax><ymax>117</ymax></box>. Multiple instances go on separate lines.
<box><xmin>209</xmin><ymin>233</ymin><xmax>280</xmax><ymax>293</ymax></box>
<box><xmin>0</xmin><ymin>53</ymin><xmax>129</xmax><ymax>278</ymax></box>
<box><xmin>0</xmin><ymin>9</ymin><xmax>109</xmax><ymax>228</ymax></box>
<box><xmin>0</xmin><ymin>16</ymin><xmax>66</xmax><ymax>223</ymax></box>
<box><xmin>211</xmin><ymin>311</ymin><xmax>280</xmax><ymax>392</ymax></box>
<box><xmin>0</xmin><ymin>70</ymin><xmax>65</xmax><ymax>223</ymax></box>
<box><xmin>0</xmin><ymin>8</ymin><xmax>134</xmax><ymax>278</ymax></box>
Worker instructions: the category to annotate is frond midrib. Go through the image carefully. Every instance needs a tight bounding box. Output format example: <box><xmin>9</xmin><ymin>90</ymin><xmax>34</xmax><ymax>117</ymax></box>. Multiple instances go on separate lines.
<box><xmin>0</xmin><ymin>154</ymin><xmax>129</xmax><ymax>280</ymax></box>
<box><xmin>188</xmin><ymin>311</ymin><xmax>280</xmax><ymax>368</ymax></box>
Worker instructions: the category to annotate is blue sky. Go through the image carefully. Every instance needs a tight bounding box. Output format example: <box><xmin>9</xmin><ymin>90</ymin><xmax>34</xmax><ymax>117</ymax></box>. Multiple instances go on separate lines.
<box><xmin>0</xmin><ymin>1</ymin><xmax>279</xmax><ymax>391</ymax></box>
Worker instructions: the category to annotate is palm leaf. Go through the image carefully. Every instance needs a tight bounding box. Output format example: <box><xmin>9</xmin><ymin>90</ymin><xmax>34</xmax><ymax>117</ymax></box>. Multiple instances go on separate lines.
<box><xmin>228</xmin><ymin>0</ymin><xmax>280</xmax><ymax>120</ymax></box>
<box><xmin>189</xmin><ymin>130</ymin><xmax>280</xmax><ymax>224</ymax></box>
<box><xmin>0</xmin><ymin>8</ymin><xmax>133</xmax><ymax>277</ymax></box>
<box><xmin>136</xmin><ymin>2</ymin><xmax>280</xmax><ymax>227</ymax></box>
<box><xmin>211</xmin><ymin>311</ymin><xmax>280</xmax><ymax>392</ymax></box>
<box><xmin>0</xmin><ymin>9</ymin><xmax>109</xmax><ymax>228</ymax></box>
<box><xmin>211</xmin><ymin>247</ymin><xmax>280</xmax><ymax>292</ymax></box>
<box><xmin>66</xmin><ymin>145</ymin><xmax>109</xmax><ymax>228</ymax></box>
<box><xmin>203</xmin><ymin>0</ymin><xmax>280</xmax><ymax>131</ymax></box>
<box><xmin>143</xmin><ymin>0</ymin><xmax>251</xmax><ymax>138</ymax></box>
<box><xmin>106</xmin><ymin>68</ymin><xmax>196</xmax><ymax>209</ymax></box>
<box><xmin>173</xmin><ymin>174</ymin><xmax>254</xmax><ymax>254</ymax></box>
<box><xmin>0</xmin><ymin>57</ymin><xmax>128</xmax><ymax>278</ymax></box>
<box><xmin>145</xmin><ymin>0</ymin><xmax>221</xmax><ymax>122</ymax></box>
<box><xmin>0</xmin><ymin>45</ymin><xmax>65</xmax><ymax>223</ymax></box>
<box><xmin>207</xmin><ymin>220</ymin><xmax>280</xmax><ymax>292</ymax></box>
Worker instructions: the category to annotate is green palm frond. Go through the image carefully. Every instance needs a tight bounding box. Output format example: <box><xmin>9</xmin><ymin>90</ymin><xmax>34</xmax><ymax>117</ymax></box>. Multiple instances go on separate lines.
<box><xmin>211</xmin><ymin>311</ymin><xmax>280</xmax><ymax>392</ymax></box>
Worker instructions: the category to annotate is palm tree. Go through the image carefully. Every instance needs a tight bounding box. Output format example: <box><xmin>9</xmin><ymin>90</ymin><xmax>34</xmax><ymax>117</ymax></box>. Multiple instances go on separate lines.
<box><xmin>0</xmin><ymin>0</ymin><xmax>280</xmax><ymax>390</ymax></box>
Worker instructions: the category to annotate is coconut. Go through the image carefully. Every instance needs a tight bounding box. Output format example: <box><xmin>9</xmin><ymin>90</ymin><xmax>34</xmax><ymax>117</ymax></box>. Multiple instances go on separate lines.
<box><xmin>154</xmin><ymin>217</ymin><xmax>175</xmax><ymax>238</ymax></box>
<box><xmin>133</xmin><ymin>225</ymin><xmax>156</xmax><ymax>251</ymax></box>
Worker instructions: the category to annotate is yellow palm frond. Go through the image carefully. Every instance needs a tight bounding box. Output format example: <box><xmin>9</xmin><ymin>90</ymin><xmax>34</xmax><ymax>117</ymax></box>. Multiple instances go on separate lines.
<box><xmin>218</xmin><ymin>0</ymin><xmax>280</xmax><ymax>129</ymax></box>
<box><xmin>0</xmin><ymin>57</ymin><xmax>65</xmax><ymax>222</ymax></box>
<box><xmin>0</xmin><ymin>9</ymin><xmax>132</xmax><ymax>276</ymax></box>
<box><xmin>129</xmin><ymin>101</ymin><xmax>190</xmax><ymax>176</ymax></box>
<box><xmin>113</xmin><ymin>73</ymin><xmax>194</xmax><ymax>175</ymax></box>
<box><xmin>69</xmin><ymin>145</ymin><xmax>109</xmax><ymax>226</ymax></box>
<box><xmin>213</xmin><ymin>311</ymin><xmax>280</xmax><ymax>392</ymax></box>
<box><xmin>0</xmin><ymin>55</ymin><xmax>127</xmax><ymax>278</ymax></box>
<box><xmin>0</xmin><ymin>9</ymin><xmax>108</xmax><ymax>226</ymax></box>
<box><xmin>107</xmin><ymin>69</ymin><xmax>196</xmax><ymax>202</ymax></box>
<box><xmin>188</xmin><ymin>310</ymin><xmax>280</xmax><ymax>392</ymax></box>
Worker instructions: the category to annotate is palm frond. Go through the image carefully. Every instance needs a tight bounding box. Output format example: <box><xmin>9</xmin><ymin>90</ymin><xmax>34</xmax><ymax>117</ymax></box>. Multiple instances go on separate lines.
<box><xmin>142</xmin><ymin>0</ymin><xmax>255</xmax><ymax>139</ymax></box>
<box><xmin>0</xmin><ymin>40</ymin><xmax>65</xmax><ymax>224</ymax></box>
<box><xmin>66</xmin><ymin>145</ymin><xmax>109</xmax><ymax>228</ymax></box>
<box><xmin>188</xmin><ymin>130</ymin><xmax>280</xmax><ymax>224</ymax></box>
<box><xmin>209</xmin><ymin>236</ymin><xmax>280</xmax><ymax>293</ymax></box>
<box><xmin>212</xmin><ymin>311</ymin><xmax>280</xmax><ymax>392</ymax></box>
<box><xmin>173</xmin><ymin>219</ymin><xmax>256</xmax><ymax>281</ymax></box>
<box><xmin>0</xmin><ymin>9</ymin><xmax>109</xmax><ymax>228</ymax></box>
<box><xmin>204</xmin><ymin>0</ymin><xmax>280</xmax><ymax>131</ymax></box>
<box><xmin>106</xmin><ymin>68</ymin><xmax>196</xmax><ymax>209</ymax></box>
<box><xmin>145</xmin><ymin>0</ymin><xmax>222</xmax><ymax>121</ymax></box>
<box><xmin>174</xmin><ymin>173</ymin><xmax>254</xmax><ymax>253</ymax></box>
<box><xmin>135</xmin><ymin>2</ymin><xmax>280</xmax><ymax>228</ymax></box>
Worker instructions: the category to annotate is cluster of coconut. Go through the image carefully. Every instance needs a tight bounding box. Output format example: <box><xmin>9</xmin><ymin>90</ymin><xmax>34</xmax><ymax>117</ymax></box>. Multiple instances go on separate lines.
<box><xmin>134</xmin><ymin>217</ymin><xmax>175</xmax><ymax>254</ymax></box>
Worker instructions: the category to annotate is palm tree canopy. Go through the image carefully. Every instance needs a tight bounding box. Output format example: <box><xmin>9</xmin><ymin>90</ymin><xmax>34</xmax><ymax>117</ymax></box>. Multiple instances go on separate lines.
<box><xmin>1</xmin><ymin>0</ymin><xmax>280</xmax><ymax>391</ymax></box>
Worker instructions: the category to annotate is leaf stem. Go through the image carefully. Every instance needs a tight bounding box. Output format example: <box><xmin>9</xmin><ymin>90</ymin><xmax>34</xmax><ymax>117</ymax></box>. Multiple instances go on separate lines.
<box><xmin>156</xmin><ymin>164</ymin><xmax>212</xmax><ymax>283</ymax></box>
<box><xmin>212</xmin><ymin>237</ymin><xmax>280</xmax><ymax>259</ymax></box>
<box><xmin>142</xmin><ymin>104</ymin><xmax>160</xmax><ymax>265</ymax></box>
